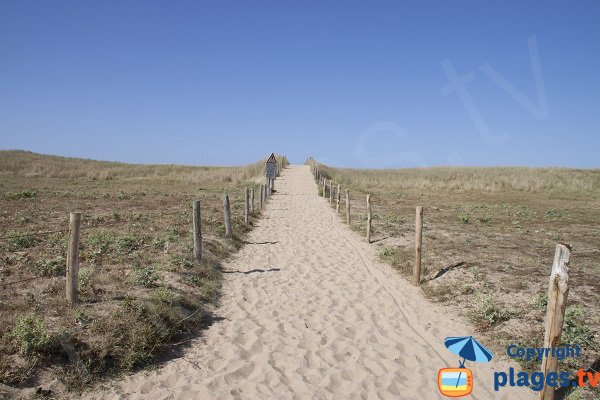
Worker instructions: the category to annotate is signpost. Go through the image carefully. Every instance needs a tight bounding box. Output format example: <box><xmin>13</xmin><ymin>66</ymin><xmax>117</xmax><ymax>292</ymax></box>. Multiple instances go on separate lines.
<box><xmin>266</xmin><ymin>153</ymin><xmax>277</xmax><ymax>179</ymax></box>
<box><xmin>266</xmin><ymin>153</ymin><xmax>277</xmax><ymax>191</ymax></box>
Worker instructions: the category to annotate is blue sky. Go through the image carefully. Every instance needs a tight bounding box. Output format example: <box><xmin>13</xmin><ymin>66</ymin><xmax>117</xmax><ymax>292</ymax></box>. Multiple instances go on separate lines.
<box><xmin>1</xmin><ymin>1</ymin><xmax>599</xmax><ymax>168</ymax></box>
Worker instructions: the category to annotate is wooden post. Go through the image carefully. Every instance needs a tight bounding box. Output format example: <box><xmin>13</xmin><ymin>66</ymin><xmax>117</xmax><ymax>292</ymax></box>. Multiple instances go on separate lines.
<box><xmin>193</xmin><ymin>200</ymin><xmax>202</xmax><ymax>261</ymax></box>
<box><xmin>329</xmin><ymin>180</ymin><xmax>333</xmax><ymax>205</ymax></box>
<box><xmin>244</xmin><ymin>187</ymin><xmax>249</xmax><ymax>225</ymax></box>
<box><xmin>66</xmin><ymin>212</ymin><xmax>81</xmax><ymax>304</ymax></box>
<box><xmin>367</xmin><ymin>194</ymin><xmax>372</xmax><ymax>243</ymax></box>
<box><xmin>270</xmin><ymin>176</ymin><xmax>274</xmax><ymax>191</ymax></box>
<box><xmin>539</xmin><ymin>244</ymin><xmax>571</xmax><ymax>400</ymax></box>
<box><xmin>322</xmin><ymin>178</ymin><xmax>326</xmax><ymax>198</ymax></box>
<box><xmin>336</xmin><ymin>184</ymin><xmax>341</xmax><ymax>213</ymax></box>
<box><xmin>250</xmin><ymin>187</ymin><xmax>255</xmax><ymax>214</ymax></box>
<box><xmin>413</xmin><ymin>206</ymin><xmax>424</xmax><ymax>286</ymax></box>
<box><xmin>259</xmin><ymin>185</ymin><xmax>264</xmax><ymax>209</ymax></box>
<box><xmin>345</xmin><ymin>189</ymin><xmax>350</xmax><ymax>224</ymax></box>
<box><xmin>223</xmin><ymin>194</ymin><xmax>232</xmax><ymax>237</ymax></box>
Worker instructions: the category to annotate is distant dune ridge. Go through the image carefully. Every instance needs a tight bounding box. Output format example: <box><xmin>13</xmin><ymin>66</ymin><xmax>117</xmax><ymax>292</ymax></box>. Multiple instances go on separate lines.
<box><xmin>0</xmin><ymin>150</ymin><xmax>274</xmax><ymax>183</ymax></box>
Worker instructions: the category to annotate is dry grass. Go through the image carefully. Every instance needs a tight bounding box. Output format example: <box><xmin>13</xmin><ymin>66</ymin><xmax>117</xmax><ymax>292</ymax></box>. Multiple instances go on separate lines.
<box><xmin>0</xmin><ymin>150</ymin><xmax>287</xmax><ymax>396</ymax></box>
<box><xmin>315</xmin><ymin>164</ymin><xmax>600</xmax><ymax>193</ymax></box>
<box><xmin>0</xmin><ymin>150</ymin><xmax>270</xmax><ymax>183</ymax></box>
<box><xmin>310</xmin><ymin>160</ymin><xmax>599</xmax><ymax>399</ymax></box>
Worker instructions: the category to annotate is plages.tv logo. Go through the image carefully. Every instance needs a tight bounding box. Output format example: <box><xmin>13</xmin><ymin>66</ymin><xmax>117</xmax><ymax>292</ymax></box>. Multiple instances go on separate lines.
<box><xmin>438</xmin><ymin>336</ymin><xmax>493</xmax><ymax>397</ymax></box>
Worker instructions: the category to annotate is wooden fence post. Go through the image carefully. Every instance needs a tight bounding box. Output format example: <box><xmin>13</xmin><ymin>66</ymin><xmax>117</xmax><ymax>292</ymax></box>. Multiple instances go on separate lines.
<box><xmin>322</xmin><ymin>178</ymin><xmax>326</xmax><ymax>198</ymax></box>
<box><xmin>259</xmin><ymin>185</ymin><xmax>264</xmax><ymax>209</ymax></box>
<box><xmin>329</xmin><ymin>180</ymin><xmax>333</xmax><ymax>205</ymax></box>
<box><xmin>66</xmin><ymin>212</ymin><xmax>82</xmax><ymax>304</ymax></box>
<box><xmin>193</xmin><ymin>200</ymin><xmax>202</xmax><ymax>261</ymax></box>
<box><xmin>367</xmin><ymin>194</ymin><xmax>372</xmax><ymax>243</ymax></box>
<box><xmin>345</xmin><ymin>189</ymin><xmax>351</xmax><ymax>224</ymax></box>
<box><xmin>250</xmin><ymin>187</ymin><xmax>255</xmax><ymax>214</ymax></box>
<box><xmin>539</xmin><ymin>244</ymin><xmax>571</xmax><ymax>400</ymax></box>
<box><xmin>413</xmin><ymin>206</ymin><xmax>424</xmax><ymax>286</ymax></box>
<box><xmin>223</xmin><ymin>194</ymin><xmax>232</xmax><ymax>237</ymax></box>
<box><xmin>336</xmin><ymin>184</ymin><xmax>341</xmax><ymax>213</ymax></box>
<box><xmin>244</xmin><ymin>187</ymin><xmax>249</xmax><ymax>225</ymax></box>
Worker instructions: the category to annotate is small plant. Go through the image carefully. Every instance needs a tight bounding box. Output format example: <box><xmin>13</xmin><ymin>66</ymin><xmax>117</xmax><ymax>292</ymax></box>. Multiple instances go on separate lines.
<box><xmin>24</xmin><ymin>292</ymin><xmax>35</xmax><ymax>303</ymax></box>
<box><xmin>532</xmin><ymin>292</ymin><xmax>548</xmax><ymax>310</ymax></box>
<box><xmin>9</xmin><ymin>315</ymin><xmax>51</xmax><ymax>355</ymax></box>
<box><xmin>86</xmin><ymin>231</ymin><xmax>141</xmax><ymax>256</ymax></box>
<box><xmin>114</xmin><ymin>235</ymin><xmax>140</xmax><ymax>253</ymax></box>
<box><xmin>132</xmin><ymin>213</ymin><xmax>145</xmax><ymax>221</ymax></box>
<box><xmin>166</xmin><ymin>227</ymin><xmax>183</xmax><ymax>242</ymax></box>
<box><xmin>4</xmin><ymin>189</ymin><xmax>37</xmax><ymax>200</ymax></box>
<box><xmin>79</xmin><ymin>267</ymin><xmax>93</xmax><ymax>287</ymax></box>
<box><xmin>5</xmin><ymin>232</ymin><xmax>39</xmax><ymax>251</ymax></box>
<box><xmin>553</xmin><ymin>232</ymin><xmax>564</xmax><ymax>241</ymax></box>
<box><xmin>546</xmin><ymin>209</ymin><xmax>569</xmax><ymax>218</ymax></box>
<box><xmin>562</xmin><ymin>305</ymin><xmax>597</xmax><ymax>350</ymax></box>
<box><xmin>477</xmin><ymin>216</ymin><xmax>492</xmax><ymax>224</ymax></box>
<box><xmin>32</xmin><ymin>256</ymin><xmax>65</xmax><ymax>276</ymax></box>
<box><xmin>134</xmin><ymin>266</ymin><xmax>160</xmax><ymax>288</ymax></box>
<box><xmin>458</xmin><ymin>213</ymin><xmax>470</xmax><ymax>224</ymax></box>
<box><xmin>460</xmin><ymin>284</ymin><xmax>474</xmax><ymax>295</ymax></box>
<box><xmin>472</xmin><ymin>294</ymin><xmax>512</xmax><ymax>329</ymax></box>
<box><xmin>154</xmin><ymin>287</ymin><xmax>173</xmax><ymax>304</ymax></box>
<box><xmin>169</xmin><ymin>256</ymin><xmax>195</xmax><ymax>270</ymax></box>
<box><xmin>15</xmin><ymin>214</ymin><xmax>30</xmax><ymax>224</ymax></box>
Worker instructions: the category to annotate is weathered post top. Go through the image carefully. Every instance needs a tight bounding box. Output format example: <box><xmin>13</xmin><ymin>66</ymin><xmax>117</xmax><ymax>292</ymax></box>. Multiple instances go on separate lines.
<box><xmin>265</xmin><ymin>153</ymin><xmax>277</xmax><ymax>179</ymax></box>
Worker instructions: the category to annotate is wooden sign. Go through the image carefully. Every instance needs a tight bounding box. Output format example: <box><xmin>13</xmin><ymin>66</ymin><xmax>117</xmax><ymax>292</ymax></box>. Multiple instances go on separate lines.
<box><xmin>266</xmin><ymin>153</ymin><xmax>277</xmax><ymax>178</ymax></box>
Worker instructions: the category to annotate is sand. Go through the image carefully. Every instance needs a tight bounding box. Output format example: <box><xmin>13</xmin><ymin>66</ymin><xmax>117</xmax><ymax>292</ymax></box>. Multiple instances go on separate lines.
<box><xmin>83</xmin><ymin>165</ymin><xmax>534</xmax><ymax>399</ymax></box>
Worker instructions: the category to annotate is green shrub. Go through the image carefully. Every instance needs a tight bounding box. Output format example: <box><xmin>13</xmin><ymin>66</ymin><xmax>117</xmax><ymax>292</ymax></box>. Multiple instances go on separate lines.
<box><xmin>4</xmin><ymin>233</ymin><xmax>39</xmax><ymax>251</ymax></box>
<box><xmin>154</xmin><ymin>287</ymin><xmax>173</xmax><ymax>304</ymax></box>
<box><xmin>32</xmin><ymin>256</ymin><xmax>65</xmax><ymax>276</ymax></box>
<box><xmin>477</xmin><ymin>216</ymin><xmax>492</xmax><ymax>224</ymax></box>
<box><xmin>4</xmin><ymin>189</ymin><xmax>37</xmax><ymax>200</ymax></box>
<box><xmin>532</xmin><ymin>292</ymin><xmax>548</xmax><ymax>310</ymax></box>
<box><xmin>86</xmin><ymin>231</ymin><xmax>141</xmax><ymax>256</ymax></box>
<box><xmin>472</xmin><ymin>294</ymin><xmax>512</xmax><ymax>329</ymax></box>
<box><xmin>134</xmin><ymin>266</ymin><xmax>160</xmax><ymax>288</ymax></box>
<box><xmin>458</xmin><ymin>213</ymin><xmax>470</xmax><ymax>224</ymax></box>
<box><xmin>9</xmin><ymin>315</ymin><xmax>51</xmax><ymax>355</ymax></box>
<box><xmin>79</xmin><ymin>267</ymin><xmax>93</xmax><ymax>287</ymax></box>
<box><xmin>546</xmin><ymin>209</ymin><xmax>569</xmax><ymax>218</ymax></box>
<box><xmin>562</xmin><ymin>305</ymin><xmax>597</xmax><ymax>350</ymax></box>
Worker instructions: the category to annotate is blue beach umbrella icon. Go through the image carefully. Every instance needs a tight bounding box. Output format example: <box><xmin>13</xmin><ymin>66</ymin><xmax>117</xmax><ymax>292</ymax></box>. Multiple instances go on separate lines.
<box><xmin>444</xmin><ymin>336</ymin><xmax>493</xmax><ymax>387</ymax></box>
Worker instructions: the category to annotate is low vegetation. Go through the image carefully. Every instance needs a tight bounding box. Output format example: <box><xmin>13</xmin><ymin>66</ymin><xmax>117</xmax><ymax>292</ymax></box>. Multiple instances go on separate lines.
<box><xmin>0</xmin><ymin>150</ymin><xmax>287</xmax><ymax>396</ymax></box>
<box><xmin>310</xmin><ymin>159</ymin><xmax>600</xmax><ymax>400</ymax></box>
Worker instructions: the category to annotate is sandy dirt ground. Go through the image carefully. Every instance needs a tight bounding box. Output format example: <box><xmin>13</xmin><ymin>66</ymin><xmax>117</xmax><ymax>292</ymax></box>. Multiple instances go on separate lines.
<box><xmin>83</xmin><ymin>165</ymin><xmax>534</xmax><ymax>400</ymax></box>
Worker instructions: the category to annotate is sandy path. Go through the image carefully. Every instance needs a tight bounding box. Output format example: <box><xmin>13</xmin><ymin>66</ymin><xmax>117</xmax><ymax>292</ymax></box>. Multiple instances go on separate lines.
<box><xmin>84</xmin><ymin>165</ymin><xmax>533</xmax><ymax>400</ymax></box>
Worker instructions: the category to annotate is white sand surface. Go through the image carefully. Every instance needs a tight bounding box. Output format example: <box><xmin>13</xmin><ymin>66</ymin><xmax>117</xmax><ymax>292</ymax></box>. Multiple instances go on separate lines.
<box><xmin>83</xmin><ymin>165</ymin><xmax>534</xmax><ymax>399</ymax></box>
